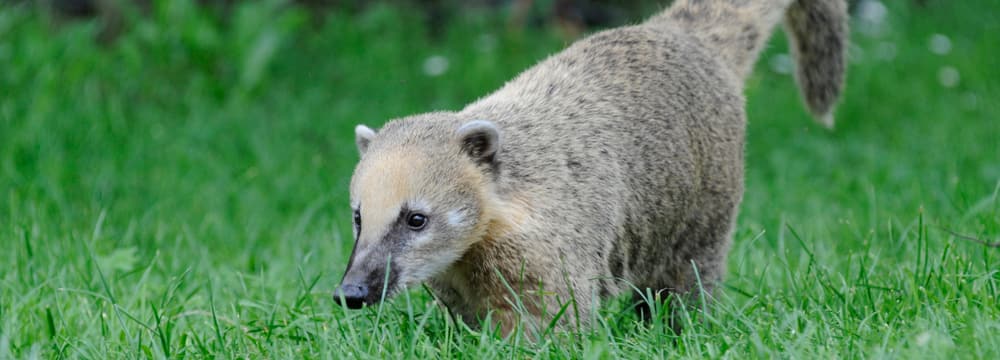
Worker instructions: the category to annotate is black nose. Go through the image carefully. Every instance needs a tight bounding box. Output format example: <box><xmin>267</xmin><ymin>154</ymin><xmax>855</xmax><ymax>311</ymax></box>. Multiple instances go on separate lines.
<box><xmin>333</xmin><ymin>284</ymin><xmax>369</xmax><ymax>309</ymax></box>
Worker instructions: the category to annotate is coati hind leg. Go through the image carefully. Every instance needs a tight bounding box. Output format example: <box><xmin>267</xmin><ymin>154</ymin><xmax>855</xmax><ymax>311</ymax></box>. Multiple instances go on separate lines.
<box><xmin>631</xmin><ymin>270</ymin><xmax>723</xmax><ymax>333</ymax></box>
<box><xmin>633</xmin><ymin>205</ymin><xmax>736</xmax><ymax>333</ymax></box>
<box><xmin>632</xmin><ymin>258</ymin><xmax>728</xmax><ymax>333</ymax></box>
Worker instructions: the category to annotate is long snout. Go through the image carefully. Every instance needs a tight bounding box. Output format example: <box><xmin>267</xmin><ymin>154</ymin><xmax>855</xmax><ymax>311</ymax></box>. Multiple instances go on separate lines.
<box><xmin>332</xmin><ymin>254</ymin><xmax>399</xmax><ymax>309</ymax></box>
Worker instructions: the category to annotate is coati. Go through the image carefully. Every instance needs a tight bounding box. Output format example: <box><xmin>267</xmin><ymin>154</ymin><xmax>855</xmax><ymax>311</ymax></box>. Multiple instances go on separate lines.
<box><xmin>334</xmin><ymin>0</ymin><xmax>847</xmax><ymax>335</ymax></box>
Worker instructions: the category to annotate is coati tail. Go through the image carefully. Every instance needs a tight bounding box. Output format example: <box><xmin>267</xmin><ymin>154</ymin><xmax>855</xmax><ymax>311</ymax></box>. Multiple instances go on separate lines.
<box><xmin>652</xmin><ymin>0</ymin><xmax>848</xmax><ymax>126</ymax></box>
<box><xmin>784</xmin><ymin>0</ymin><xmax>848</xmax><ymax>126</ymax></box>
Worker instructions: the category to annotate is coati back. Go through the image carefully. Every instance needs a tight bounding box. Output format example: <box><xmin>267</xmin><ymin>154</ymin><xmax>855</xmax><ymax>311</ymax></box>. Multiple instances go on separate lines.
<box><xmin>334</xmin><ymin>0</ymin><xmax>848</xmax><ymax>335</ymax></box>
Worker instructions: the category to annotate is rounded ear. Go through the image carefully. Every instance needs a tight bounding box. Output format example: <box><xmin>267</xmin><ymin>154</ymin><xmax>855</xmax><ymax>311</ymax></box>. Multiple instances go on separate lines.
<box><xmin>456</xmin><ymin>120</ymin><xmax>500</xmax><ymax>163</ymax></box>
<box><xmin>355</xmin><ymin>125</ymin><xmax>376</xmax><ymax>154</ymax></box>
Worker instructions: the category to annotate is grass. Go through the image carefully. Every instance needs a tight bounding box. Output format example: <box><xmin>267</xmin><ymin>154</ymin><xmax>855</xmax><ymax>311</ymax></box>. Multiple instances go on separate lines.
<box><xmin>2</xmin><ymin>0</ymin><xmax>999</xmax><ymax>358</ymax></box>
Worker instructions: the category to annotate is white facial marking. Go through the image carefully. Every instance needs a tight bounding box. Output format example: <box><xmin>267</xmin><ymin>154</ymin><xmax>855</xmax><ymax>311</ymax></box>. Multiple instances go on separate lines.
<box><xmin>399</xmin><ymin>248</ymin><xmax>463</xmax><ymax>288</ymax></box>
<box><xmin>409</xmin><ymin>232</ymin><xmax>433</xmax><ymax>247</ymax></box>
<box><xmin>447</xmin><ymin>210</ymin><xmax>466</xmax><ymax>227</ymax></box>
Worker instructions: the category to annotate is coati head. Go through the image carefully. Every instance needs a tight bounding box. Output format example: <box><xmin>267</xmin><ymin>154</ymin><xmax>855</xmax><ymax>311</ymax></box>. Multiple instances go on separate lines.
<box><xmin>334</xmin><ymin>112</ymin><xmax>503</xmax><ymax>309</ymax></box>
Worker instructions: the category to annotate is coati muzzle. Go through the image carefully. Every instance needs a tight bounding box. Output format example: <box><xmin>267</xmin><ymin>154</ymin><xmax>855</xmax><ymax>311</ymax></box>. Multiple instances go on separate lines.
<box><xmin>333</xmin><ymin>257</ymin><xmax>399</xmax><ymax>309</ymax></box>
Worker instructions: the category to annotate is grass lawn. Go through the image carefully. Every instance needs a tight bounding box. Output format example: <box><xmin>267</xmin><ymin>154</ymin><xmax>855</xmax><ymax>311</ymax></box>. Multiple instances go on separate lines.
<box><xmin>2</xmin><ymin>0</ymin><xmax>998</xmax><ymax>358</ymax></box>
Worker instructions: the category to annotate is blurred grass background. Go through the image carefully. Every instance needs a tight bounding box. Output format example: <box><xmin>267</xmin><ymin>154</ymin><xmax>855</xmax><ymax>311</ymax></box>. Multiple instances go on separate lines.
<box><xmin>1</xmin><ymin>0</ymin><xmax>998</xmax><ymax>358</ymax></box>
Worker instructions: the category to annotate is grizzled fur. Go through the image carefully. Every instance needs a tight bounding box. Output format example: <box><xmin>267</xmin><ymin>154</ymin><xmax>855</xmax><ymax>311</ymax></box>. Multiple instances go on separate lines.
<box><xmin>337</xmin><ymin>0</ymin><xmax>848</xmax><ymax>335</ymax></box>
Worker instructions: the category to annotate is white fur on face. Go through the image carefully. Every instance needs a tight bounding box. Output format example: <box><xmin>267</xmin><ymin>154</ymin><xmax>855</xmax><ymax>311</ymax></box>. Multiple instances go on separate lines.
<box><xmin>398</xmin><ymin>248</ymin><xmax>463</xmax><ymax>289</ymax></box>
<box><xmin>408</xmin><ymin>231</ymin><xmax>433</xmax><ymax>247</ymax></box>
<box><xmin>446</xmin><ymin>209</ymin><xmax>467</xmax><ymax>227</ymax></box>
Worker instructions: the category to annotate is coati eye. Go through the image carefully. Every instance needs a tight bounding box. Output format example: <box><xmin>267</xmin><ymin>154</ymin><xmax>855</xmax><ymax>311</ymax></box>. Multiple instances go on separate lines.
<box><xmin>406</xmin><ymin>213</ymin><xmax>428</xmax><ymax>230</ymax></box>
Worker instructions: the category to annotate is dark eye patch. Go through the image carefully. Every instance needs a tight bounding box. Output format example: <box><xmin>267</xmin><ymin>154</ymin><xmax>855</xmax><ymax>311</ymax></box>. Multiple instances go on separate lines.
<box><xmin>353</xmin><ymin>208</ymin><xmax>361</xmax><ymax>237</ymax></box>
<box><xmin>396</xmin><ymin>204</ymin><xmax>429</xmax><ymax>231</ymax></box>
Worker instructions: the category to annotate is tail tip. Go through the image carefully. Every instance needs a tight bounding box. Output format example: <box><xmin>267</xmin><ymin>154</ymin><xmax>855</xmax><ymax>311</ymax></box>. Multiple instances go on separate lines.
<box><xmin>816</xmin><ymin>112</ymin><xmax>835</xmax><ymax>129</ymax></box>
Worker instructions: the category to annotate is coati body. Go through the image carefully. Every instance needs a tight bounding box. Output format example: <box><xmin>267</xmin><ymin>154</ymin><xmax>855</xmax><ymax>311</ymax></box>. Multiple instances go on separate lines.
<box><xmin>335</xmin><ymin>0</ymin><xmax>847</xmax><ymax>334</ymax></box>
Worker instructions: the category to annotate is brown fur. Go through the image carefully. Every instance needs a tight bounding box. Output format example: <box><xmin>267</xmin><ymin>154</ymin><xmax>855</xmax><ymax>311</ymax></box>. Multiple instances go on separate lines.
<box><xmin>335</xmin><ymin>0</ymin><xmax>848</xmax><ymax>336</ymax></box>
